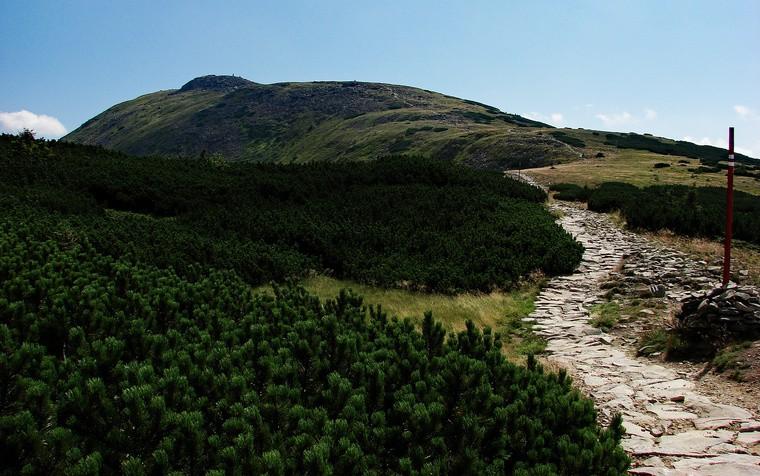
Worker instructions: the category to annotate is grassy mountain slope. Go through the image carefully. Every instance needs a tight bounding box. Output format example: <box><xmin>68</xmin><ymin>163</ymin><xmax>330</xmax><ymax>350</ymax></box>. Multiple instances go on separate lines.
<box><xmin>526</xmin><ymin>128</ymin><xmax>760</xmax><ymax>196</ymax></box>
<box><xmin>65</xmin><ymin>75</ymin><xmax>578</xmax><ymax>170</ymax></box>
<box><xmin>66</xmin><ymin>75</ymin><xmax>757</xmax><ymax>172</ymax></box>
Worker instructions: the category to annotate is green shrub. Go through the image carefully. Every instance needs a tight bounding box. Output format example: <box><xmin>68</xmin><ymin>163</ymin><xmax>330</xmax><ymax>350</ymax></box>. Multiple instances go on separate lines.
<box><xmin>0</xmin><ymin>224</ymin><xmax>629</xmax><ymax>474</ymax></box>
<box><xmin>689</xmin><ymin>165</ymin><xmax>721</xmax><ymax>174</ymax></box>
<box><xmin>637</xmin><ymin>329</ymin><xmax>669</xmax><ymax>356</ymax></box>
<box><xmin>550</xmin><ymin>131</ymin><xmax>586</xmax><ymax>148</ymax></box>
<box><xmin>0</xmin><ymin>134</ymin><xmax>583</xmax><ymax>293</ymax></box>
<box><xmin>584</xmin><ymin>182</ymin><xmax>760</xmax><ymax>246</ymax></box>
<box><xmin>550</xmin><ymin>183</ymin><xmax>591</xmax><ymax>202</ymax></box>
<box><xmin>586</xmin><ymin>182</ymin><xmax>640</xmax><ymax>213</ymax></box>
<box><xmin>653</xmin><ymin>162</ymin><xmax>670</xmax><ymax>169</ymax></box>
<box><xmin>458</xmin><ymin>110</ymin><xmax>495</xmax><ymax>123</ymax></box>
<box><xmin>603</xmin><ymin>132</ymin><xmax>754</xmax><ymax>165</ymax></box>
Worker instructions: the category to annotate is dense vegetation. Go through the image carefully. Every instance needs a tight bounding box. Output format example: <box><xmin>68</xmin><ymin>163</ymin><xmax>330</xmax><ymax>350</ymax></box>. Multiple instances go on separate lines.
<box><xmin>554</xmin><ymin>181</ymin><xmax>760</xmax><ymax>245</ymax></box>
<box><xmin>549</xmin><ymin>131</ymin><xmax>586</xmax><ymax>148</ymax></box>
<box><xmin>0</xmin><ymin>134</ymin><xmax>583</xmax><ymax>293</ymax></box>
<box><xmin>548</xmin><ymin>183</ymin><xmax>591</xmax><ymax>202</ymax></box>
<box><xmin>0</xmin><ymin>195</ymin><xmax>629</xmax><ymax>475</ymax></box>
<box><xmin>603</xmin><ymin>132</ymin><xmax>755</xmax><ymax>165</ymax></box>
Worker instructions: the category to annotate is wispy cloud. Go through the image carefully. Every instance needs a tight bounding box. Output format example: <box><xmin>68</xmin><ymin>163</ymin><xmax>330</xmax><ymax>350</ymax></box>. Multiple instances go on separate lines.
<box><xmin>682</xmin><ymin>135</ymin><xmax>756</xmax><ymax>157</ymax></box>
<box><xmin>524</xmin><ymin>111</ymin><xmax>564</xmax><ymax>126</ymax></box>
<box><xmin>595</xmin><ymin>108</ymin><xmax>657</xmax><ymax>128</ymax></box>
<box><xmin>734</xmin><ymin>105</ymin><xmax>758</xmax><ymax>120</ymax></box>
<box><xmin>595</xmin><ymin>111</ymin><xmax>633</xmax><ymax>126</ymax></box>
<box><xmin>0</xmin><ymin>110</ymin><xmax>67</xmax><ymax>138</ymax></box>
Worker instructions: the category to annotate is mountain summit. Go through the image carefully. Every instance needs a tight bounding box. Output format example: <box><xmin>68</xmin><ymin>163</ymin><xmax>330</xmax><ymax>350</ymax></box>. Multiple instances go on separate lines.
<box><xmin>64</xmin><ymin>75</ymin><xmax>574</xmax><ymax>168</ymax></box>
<box><xmin>177</xmin><ymin>75</ymin><xmax>257</xmax><ymax>92</ymax></box>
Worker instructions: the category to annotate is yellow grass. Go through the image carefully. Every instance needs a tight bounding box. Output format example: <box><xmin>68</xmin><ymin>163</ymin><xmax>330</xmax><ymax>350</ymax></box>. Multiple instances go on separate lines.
<box><xmin>527</xmin><ymin>149</ymin><xmax>760</xmax><ymax>196</ymax></box>
<box><xmin>254</xmin><ymin>276</ymin><xmax>544</xmax><ymax>359</ymax></box>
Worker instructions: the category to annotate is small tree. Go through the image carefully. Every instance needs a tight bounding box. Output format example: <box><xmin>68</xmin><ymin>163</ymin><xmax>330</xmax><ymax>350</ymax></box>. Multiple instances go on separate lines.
<box><xmin>19</xmin><ymin>128</ymin><xmax>36</xmax><ymax>142</ymax></box>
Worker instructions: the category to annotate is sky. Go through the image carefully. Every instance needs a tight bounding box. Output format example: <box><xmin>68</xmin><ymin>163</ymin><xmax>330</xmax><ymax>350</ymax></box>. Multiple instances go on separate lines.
<box><xmin>1</xmin><ymin>0</ymin><xmax>759</xmax><ymax>157</ymax></box>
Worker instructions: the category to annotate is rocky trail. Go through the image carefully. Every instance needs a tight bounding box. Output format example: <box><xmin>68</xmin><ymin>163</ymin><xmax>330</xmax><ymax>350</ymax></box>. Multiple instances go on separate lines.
<box><xmin>512</xmin><ymin>173</ymin><xmax>760</xmax><ymax>475</ymax></box>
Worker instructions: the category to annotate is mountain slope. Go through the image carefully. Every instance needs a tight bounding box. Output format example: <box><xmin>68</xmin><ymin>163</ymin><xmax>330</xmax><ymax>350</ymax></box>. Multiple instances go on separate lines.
<box><xmin>64</xmin><ymin>75</ymin><xmax>576</xmax><ymax>169</ymax></box>
<box><xmin>65</xmin><ymin>75</ymin><xmax>757</xmax><ymax>170</ymax></box>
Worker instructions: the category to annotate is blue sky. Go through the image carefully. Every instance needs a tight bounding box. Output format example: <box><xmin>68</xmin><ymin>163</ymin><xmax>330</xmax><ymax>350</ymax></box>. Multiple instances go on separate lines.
<box><xmin>1</xmin><ymin>0</ymin><xmax>759</xmax><ymax>156</ymax></box>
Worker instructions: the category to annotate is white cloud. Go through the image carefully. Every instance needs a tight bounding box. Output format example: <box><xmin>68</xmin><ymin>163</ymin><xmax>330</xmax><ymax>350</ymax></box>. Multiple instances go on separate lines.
<box><xmin>682</xmin><ymin>135</ymin><xmax>756</xmax><ymax>157</ymax></box>
<box><xmin>734</xmin><ymin>105</ymin><xmax>758</xmax><ymax>120</ymax></box>
<box><xmin>524</xmin><ymin>111</ymin><xmax>564</xmax><ymax>126</ymax></box>
<box><xmin>0</xmin><ymin>110</ymin><xmax>67</xmax><ymax>138</ymax></box>
<box><xmin>595</xmin><ymin>111</ymin><xmax>633</xmax><ymax>126</ymax></box>
<box><xmin>595</xmin><ymin>108</ymin><xmax>657</xmax><ymax>127</ymax></box>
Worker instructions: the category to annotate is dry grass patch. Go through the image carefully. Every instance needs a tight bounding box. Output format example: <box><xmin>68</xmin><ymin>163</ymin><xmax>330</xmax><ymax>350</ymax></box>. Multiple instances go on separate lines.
<box><xmin>255</xmin><ymin>275</ymin><xmax>545</xmax><ymax>360</ymax></box>
<box><xmin>527</xmin><ymin>149</ymin><xmax>760</xmax><ymax>196</ymax></box>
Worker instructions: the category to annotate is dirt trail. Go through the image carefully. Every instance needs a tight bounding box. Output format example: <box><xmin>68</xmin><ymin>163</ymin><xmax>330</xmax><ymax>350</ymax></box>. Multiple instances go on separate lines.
<box><xmin>511</xmin><ymin>173</ymin><xmax>760</xmax><ymax>475</ymax></box>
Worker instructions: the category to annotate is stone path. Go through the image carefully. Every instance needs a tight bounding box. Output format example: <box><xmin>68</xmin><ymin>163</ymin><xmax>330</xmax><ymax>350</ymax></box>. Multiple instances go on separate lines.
<box><xmin>511</xmin><ymin>174</ymin><xmax>760</xmax><ymax>474</ymax></box>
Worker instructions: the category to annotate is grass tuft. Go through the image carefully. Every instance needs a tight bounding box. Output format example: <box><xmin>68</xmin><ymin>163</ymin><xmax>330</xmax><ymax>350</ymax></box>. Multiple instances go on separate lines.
<box><xmin>589</xmin><ymin>302</ymin><xmax>621</xmax><ymax>331</ymax></box>
<box><xmin>713</xmin><ymin>342</ymin><xmax>752</xmax><ymax>381</ymax></box>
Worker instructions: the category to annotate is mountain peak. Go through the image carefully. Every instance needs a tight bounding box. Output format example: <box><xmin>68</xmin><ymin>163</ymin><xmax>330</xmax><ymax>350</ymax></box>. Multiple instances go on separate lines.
<box><xmin>178</xmin><ymin>75</ymin><xmax>256</xmax><ymax>92</ymax></box>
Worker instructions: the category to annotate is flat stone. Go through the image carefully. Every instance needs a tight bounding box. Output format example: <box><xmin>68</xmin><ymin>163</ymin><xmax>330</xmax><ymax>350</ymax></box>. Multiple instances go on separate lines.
<box><xmin>647</xmin><ymin>403</ymin><xmax>698</xmax><ymax>421</ymax></box>
<box><xmin>628</xmin><ymin>466</ymin><xmax>672</xmax><ymax>475</ymax></box>
<box><xmin>740</xmin><ymin>421</ymin><xmax>760</xmax><ymax>432</ymax></box>
<box><xmin>604</xmin><ymin>384</ymin><xmax>635</xmax><ymax>399</ymax></box>
<box><xmin>694</xmin><ymin>418</ymin><xmax>742</xmax><ymax>430</ymax></box>
<box><xmin>736</xmin><ymin>431</ymin><xmax>760</xmax><ymax>446</ymax></box>
<box><xmin>645</xmin><ymin>381</ymin><xmax>694</xmax><ymax>400</ymax></box>
<box><xmin>583</xmin><ymin>375</ymin><xmax>608</xmax><ymax>387</ymax></box>
<box><xmin>671</xmin><ymin>453</ymin><xmax>760</xmax><ymax>475</ymax></box>
<box><xmin>623</xmin><ymin>421</ymin><xmax>656</xmax><ymax>439</ymax></box>
<box><xmin>639</xmin><ymin>456</ymin><xmax>664</xmax><ymax>467</ymax></box>
<box><xmin>652</xmin><ymin>430</ymin><xmax>734</xmax><ymax>455</ymax></box>
<box><xmin>623</xmin><ymin>435</ymin><xmax>659</xmax><ymax>455</ymax></box>
<box><xmin>606</xmin><ymin>397</ymin><xmax>635</xmax><ymax>411</ymax></box>
<box><xmin>623</xmin><ymin>410</ymin><xmax>658</xmax><ymax>427</ymax></box>
<box><xmin>693</xmin><ymin>402</ymin><xmax>754</xmax><ymax>420</ymax></box>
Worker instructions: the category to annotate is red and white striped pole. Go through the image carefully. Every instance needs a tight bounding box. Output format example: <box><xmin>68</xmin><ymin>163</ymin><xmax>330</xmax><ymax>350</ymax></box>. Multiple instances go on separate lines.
<box><xmin>722</xmin><ymin>127</ymin><xmax>735</xmax><ymax>287</ymax></box>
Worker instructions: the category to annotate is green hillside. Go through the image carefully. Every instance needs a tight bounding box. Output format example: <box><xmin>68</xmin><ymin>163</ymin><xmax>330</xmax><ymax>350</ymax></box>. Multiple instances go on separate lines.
<box><xmin>64</xmin><ymin>75</ymin><xmax>580</xmax><ymax>170</ymax></box>
<box><xmin>65</xmin><ymin>75</ymin><xmax>756</xmax><ymax>172</ymax></box>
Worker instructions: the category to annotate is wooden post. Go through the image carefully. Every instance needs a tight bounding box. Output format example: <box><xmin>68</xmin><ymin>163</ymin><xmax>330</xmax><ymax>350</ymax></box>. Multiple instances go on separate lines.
<box><xmin>722</xmin><ymin>127</ymin><xmax>735</xmax><ymax>287</ymax></box>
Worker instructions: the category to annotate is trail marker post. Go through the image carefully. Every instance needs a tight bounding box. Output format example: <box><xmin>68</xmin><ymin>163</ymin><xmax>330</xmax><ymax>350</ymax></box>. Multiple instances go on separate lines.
<box><xmin>722</xmin><ymin>127</ymin><xmax>735</xmax><ymax>287</ymax></box>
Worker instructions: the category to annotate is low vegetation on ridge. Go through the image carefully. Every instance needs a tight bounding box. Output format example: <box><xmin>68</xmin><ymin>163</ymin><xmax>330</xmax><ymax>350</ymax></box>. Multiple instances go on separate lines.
<box><xmin>64</xmin><ymin>75</ymin><xmax>575</xmax><ymax>170</ymax></box>
<box><xmin>551</xmin><ymin>181</ymin><xmax>760</xmax><ymax>246</ymax></box>
<box><xmin>0</xmin><ymin>134</ymin><xmax>583</xmax><ymax>293</ymax></box>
